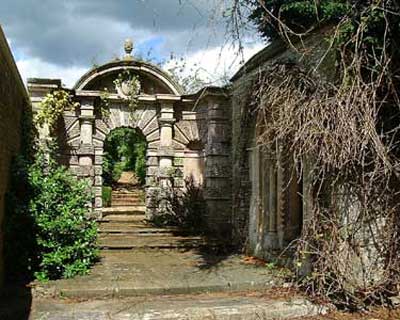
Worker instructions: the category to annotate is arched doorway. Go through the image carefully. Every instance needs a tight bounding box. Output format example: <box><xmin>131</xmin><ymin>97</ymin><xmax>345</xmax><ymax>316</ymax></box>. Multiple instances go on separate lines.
<box><xmin>101</xmin><ymin>127</ymin><xmax>147</xmax><ymax>207</ymax></box>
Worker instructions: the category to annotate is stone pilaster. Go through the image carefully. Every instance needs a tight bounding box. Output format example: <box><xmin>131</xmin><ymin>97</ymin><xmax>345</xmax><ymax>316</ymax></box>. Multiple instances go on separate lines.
<box><xmin>145</xmin><ymin>101</ymin><xmax>176</xmax><ymax>219</ymax></box>
<box><xmin>77</xmin><ymin>97</ymin><xmax>99</xmax><ymax>217</ymax></box>
<box><xmin>204</xmin><ymin>98</ymin><xmax>232</xmax><ymax>236</ymax></box>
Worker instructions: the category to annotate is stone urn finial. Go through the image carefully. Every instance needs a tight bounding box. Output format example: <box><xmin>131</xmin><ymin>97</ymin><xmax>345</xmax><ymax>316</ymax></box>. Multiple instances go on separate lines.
<box><xmin>124</xmin><ymin>38</ymin><xmax>134</xmax><ymax>60</ymax></box>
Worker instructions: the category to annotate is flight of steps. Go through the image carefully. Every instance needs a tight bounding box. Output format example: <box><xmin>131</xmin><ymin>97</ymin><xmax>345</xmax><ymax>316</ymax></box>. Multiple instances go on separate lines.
<box><xmin>98</xmin><ymin>189</ymin><xmax>205</xmax><ymax>250</ymax></box>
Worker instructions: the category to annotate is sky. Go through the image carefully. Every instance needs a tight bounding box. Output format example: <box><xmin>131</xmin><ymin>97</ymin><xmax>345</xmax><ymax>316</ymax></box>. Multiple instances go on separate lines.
<box><xmin>0</xmin><ymin>0</ymin><xmax>265</xmax><ymax>89</ymax></box>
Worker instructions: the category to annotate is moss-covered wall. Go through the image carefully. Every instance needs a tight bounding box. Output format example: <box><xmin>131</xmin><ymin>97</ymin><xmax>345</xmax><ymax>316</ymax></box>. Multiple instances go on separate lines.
<box><xmin>0</xmin><ymin>26</ymin><xmax>29</xmax><ymax>286</ymax></box>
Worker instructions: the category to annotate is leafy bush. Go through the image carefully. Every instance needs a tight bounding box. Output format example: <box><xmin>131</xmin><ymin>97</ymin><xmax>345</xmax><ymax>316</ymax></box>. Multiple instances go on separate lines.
<box><xmin>5</xmin><ymin>145</ymin><xmax>99</xmax><ymax>281</ymax></box>
<box><xmin>102</xmin><ymin>127</ymin><xmax>147</xmax><ymax>186</ymax></box>
<box><xmin>30</xmin><ymin>148</ymin><xmax>99</xmax><ymax>280</ymax></box>
<box><xmin>102</xmin><ymin>186</ymin><xmax>112</xmax><ymax>207</ymax></box>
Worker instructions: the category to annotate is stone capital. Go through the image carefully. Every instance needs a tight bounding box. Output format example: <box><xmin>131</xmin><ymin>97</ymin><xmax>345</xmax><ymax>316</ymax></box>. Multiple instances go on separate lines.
<box><xmin>158</xmin><ymin>117</ymin><xmax>176</xmax><ymax>126</ymax></box>
<box><xmin>79</xmin><ymin>115</ymin><xmax>95</xmax><ymax>122</ymax></box>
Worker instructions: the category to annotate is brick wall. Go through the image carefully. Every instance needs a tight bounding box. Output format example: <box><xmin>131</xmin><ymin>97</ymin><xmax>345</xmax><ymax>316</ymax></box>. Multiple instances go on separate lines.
<box><xmin>0</xmin><ymin>25</ymin><xmax>29</xmax><ymax>286</ymax></box>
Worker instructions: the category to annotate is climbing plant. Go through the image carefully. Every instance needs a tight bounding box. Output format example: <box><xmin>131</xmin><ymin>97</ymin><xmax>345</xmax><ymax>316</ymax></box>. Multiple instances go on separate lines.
<box><xmin>35</xmin><ymin>90</ymin><xmax>78</xmax><ymax>131</ymax></box>
<box><xmin>228</xmin><ymin>0</ymin><xmax>400</xmax><ymax>310</ymax></box>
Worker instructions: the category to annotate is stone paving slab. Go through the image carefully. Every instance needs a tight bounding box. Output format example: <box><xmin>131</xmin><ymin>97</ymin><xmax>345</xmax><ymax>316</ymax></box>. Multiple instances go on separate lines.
<box><xmin>30</xmin><ymin>292</ymin><xmax>325</xmax><ymax>320</ymax></box>
<box><xmin>34</xmin><ymin>250</ymin><xmax>282</xmax><ymax>299</ymax></box>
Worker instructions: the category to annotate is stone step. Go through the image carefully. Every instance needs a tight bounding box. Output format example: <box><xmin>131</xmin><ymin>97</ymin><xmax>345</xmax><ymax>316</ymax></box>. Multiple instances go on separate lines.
<box><xmin>111</xmin><ymin>193</ymin><xmax>143</xmax><ymax>198</ymax></box>
<box><xmin>98</xmin><ymin>221</ymin><xmax>149</xmax><ymax>228</ymax></box>
<box><xmin>111</xmin><ymin>201</ymin><xmax>144</xmax><ymax>207</ymax></box>
<box><xmin>99</xmin><ymin>226</ymin><xmax>179</xmax><ymax>235</ymax></box>
<box><xmin>102</xmin><ymin>206</ymin><xmax>145</xmax><ymax>216</ymax></box>
<box><xmin>110</xmin><ymin>197</ymin><xmax>143</xmax><ymax>201</ymax></box>
<box><xmin>101</xmin><ymin>214</ymin><xmax>147</xmax><ymax>223</ymax></box>
<box><xmin>111</xmin><ymin>196</ymin><xmax>142</xmax><ymax>200</ymax></box>
<box><xmin>111</xmin><ymin>191</ymin><xmax>144</xmax><ymax>196</ymax></box>
<box><xmin>99</xmin><ymin>234</ymin><xmax>204</xmax><ymax>249</ymax></box>
<box><xmin>31</xmin><ymin>295</ymin><xmax>322</xmax><ymax>319</ymax></box>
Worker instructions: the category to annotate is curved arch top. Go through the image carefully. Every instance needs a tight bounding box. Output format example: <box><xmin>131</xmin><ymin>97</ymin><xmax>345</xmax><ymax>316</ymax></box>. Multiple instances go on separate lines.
<box><xmin>74</xmin><ymin>59</ymin><xmax>184</xmax><ymax>95</ymax></box>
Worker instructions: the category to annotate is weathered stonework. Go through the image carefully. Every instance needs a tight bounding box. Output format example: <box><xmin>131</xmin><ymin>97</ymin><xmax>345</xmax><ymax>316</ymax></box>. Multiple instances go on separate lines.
<box><xmin>28</xmin><ymin>45</ymin><xmax>231</xmax><ymax>234</ymax></box>
<box><xmin>0</xmin><ymin>26</ymin><xmax>30</xmax><ymax>286</ymax></box>
<box><xmin>230</xmin><ymin>30</ymin><xmax>335</xmax><ymax>259</ymax></box>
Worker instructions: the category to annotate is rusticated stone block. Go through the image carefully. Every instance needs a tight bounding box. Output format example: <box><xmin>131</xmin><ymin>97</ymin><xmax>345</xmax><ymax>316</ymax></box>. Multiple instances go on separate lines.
<box><xmin>94</xmin><ymin>155</ymin><xmax>103</xmax><ymax>165</ymax></box>
<box><xmin>94</xmin><ymin>175</ymin><xmax>102</xmax><ymax>186</ymax></box>
<box><xmin>77</xmin><ymin>144</ymin><xmax>95</xmax><ymax>155</ymax></box>
<box><xmin>147</xmin><ymin>156</ymin><xmax>158</xmax><ymax>166</ymax></box>
<box><xmin>94</xmin><ymin>165</ymin><xmax>102</xmax><ymax>175</ymax></box>
<box><xmin>94</xmin><ymin>196</ymin><xmax>102</xmax><ymax>208</ymax></box>
<box><xmin>93</xmin><ymin>186</ymin><xmax>102</xmax><ymax>197</ymax></box>
<box><xmin>77</xmin><ymin>165</ymin><xmax>94</xmax><ymax>177</ymax></box>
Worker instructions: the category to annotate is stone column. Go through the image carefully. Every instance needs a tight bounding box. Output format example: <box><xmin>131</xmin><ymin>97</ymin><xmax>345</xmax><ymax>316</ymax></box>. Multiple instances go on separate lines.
<box><xmin>77</xmin><ymin>97</ymin><xmax>98</xmax><ymax>217</ymax></box>
<box><xmin>204</xmin><ymin>97</ymin><xmax>231</xmax><ymax>236</ymax></box>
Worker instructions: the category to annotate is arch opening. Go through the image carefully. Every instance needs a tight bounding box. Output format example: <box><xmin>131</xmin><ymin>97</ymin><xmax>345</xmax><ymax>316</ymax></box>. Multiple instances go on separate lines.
<box><xmin>101</xmin><ymin>126</ymin><xmax>147</xmax><ymax>207</ymax></box>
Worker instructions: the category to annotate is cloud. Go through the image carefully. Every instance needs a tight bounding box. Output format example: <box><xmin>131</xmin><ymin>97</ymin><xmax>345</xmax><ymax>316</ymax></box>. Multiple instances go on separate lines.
<box><xmin>1</xmin><ymin>0</ymin><xmax>234</xmax><ymax>66</ymax></box>
<box><xmin>16</xmin><ymin>57</ymin><xmax>87</xmax><ymax>88</ymax></box>
<box><xmin>1</xmin><ymin>0</ymin><xmax>263</xmax><ymax>87</ymax></box>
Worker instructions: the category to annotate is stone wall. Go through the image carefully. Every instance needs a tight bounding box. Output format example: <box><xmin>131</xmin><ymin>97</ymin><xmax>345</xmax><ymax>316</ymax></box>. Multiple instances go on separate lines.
<box><xmin>230</xmin><ymin>30</ymin><xmax>334</xmax><ymax>257</ymax></box>
<box><xmin>0</xmin><ymin>25</ymin><xmax>30</xmax><ymax>286</ymax></box>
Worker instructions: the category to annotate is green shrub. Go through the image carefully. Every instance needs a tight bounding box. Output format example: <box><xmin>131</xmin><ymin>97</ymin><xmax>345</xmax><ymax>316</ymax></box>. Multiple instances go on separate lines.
<box><xmin>5</xmin><ymin>145</ymin><xmax>99</xmax><ymax>281</ymax></box>
<box><xmin>102</xmin><ymin>186</ymin><xmax>112</xmax><ymax>207</ymax></box>
<box><xmin>29</xmin><ymin>147</ymin><xmax>99</xmax><ymax>280</ymax></box>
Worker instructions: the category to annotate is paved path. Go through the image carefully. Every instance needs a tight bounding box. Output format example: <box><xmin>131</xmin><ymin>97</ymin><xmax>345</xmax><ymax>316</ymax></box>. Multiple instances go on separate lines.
<box><xmin>7</xmin><ymin>186</ymin><xmax>325</xmax><ymax>319</ymax></box>
<box><xmin>30</xmin><ymin>291</ymin><xmax>324</xmax><ymax>320</ymax></box>
<box><xmin>34</xmin><ymin>249</ymin><xmax>283</xmax><ymax>298</ymax></box>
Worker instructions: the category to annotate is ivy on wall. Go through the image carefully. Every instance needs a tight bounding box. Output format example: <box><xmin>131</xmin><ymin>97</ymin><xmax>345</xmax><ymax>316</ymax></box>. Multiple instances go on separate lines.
<box><xmin>35</xmin><ymin>90</ymin><xmax>78</xmax><ymax>131</ymax></box>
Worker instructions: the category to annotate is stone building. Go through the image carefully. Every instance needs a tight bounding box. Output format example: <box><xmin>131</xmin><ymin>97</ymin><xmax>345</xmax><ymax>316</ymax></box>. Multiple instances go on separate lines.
<box><xmin>0</xmin><ymin>25</ymin><xmax>30</xmax><ymax>286</ymax></box>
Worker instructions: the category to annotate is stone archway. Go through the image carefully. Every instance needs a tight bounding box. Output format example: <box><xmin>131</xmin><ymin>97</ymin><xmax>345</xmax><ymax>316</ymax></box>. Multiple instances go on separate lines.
<box><xmin>91</xmin><ymin>102</ymin><xmax>160</xmax><ymax>216</ymax></box>
<box><xmin>29</xmin><ymin>46</ymin><xmax>231</xmax><ymax>232</ymax></box>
